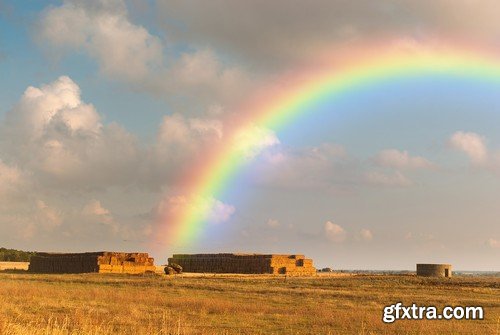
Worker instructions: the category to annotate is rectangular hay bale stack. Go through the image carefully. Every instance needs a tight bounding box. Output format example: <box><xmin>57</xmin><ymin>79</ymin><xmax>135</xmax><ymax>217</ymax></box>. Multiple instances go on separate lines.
<box><xmin>168</xmin><ymin>253</ymin><xmax>316</xmax><ymax>275</ymax></box>
<box><xmin>29</xmin><ymin>251</ymin><xmax>156</xmax><ymax>274</ymax></box>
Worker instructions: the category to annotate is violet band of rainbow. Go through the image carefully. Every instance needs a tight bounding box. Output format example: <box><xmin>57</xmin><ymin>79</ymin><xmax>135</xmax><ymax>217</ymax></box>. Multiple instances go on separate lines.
<box><xmin>158</xmin><ymin>46</ymin><xmax>500</xmax><ymax>248</ymax></box>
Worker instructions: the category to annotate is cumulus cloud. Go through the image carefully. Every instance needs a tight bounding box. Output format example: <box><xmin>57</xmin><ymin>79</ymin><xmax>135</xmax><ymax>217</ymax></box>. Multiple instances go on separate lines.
<box><xmin>323</xmin><ymin>223</ymin><xmax>372</xmax><ymax>243</ymax></box>
<box><xmin>3</xmin><ymin>75</ymin><xmax>101</xmax><ymax>140</ymax></box>
<box><xmin>233</xmin><ymin>125</ymin><xmax>280</xmax><ymax>159</ymax></box>
<box><xmin>1</xmin><ymin>76</ymin><xmax>140</xmax><ymax>190</ymax></box>
<box><xmin>154</xmin><ymin>195</ymin><xmax>235</xmax><ymax>225</ymax></box>
<box><xmin>82</xmin><ymin>199</ymin><xmax>114</xmax><ymax>225</ymax></box>
<box><xmin>37</xmin><ymin>0</ymin><xmax>162</xmax><ymax>81</ymax></box>
<box><xmin>156</xmin><ymin>0</ymin><xmax>500</xmax><ymax>69</ymax></box>
<box><xmin>0</xmin><ymin>75</ymin><xmax>241</xmax><ymax>244</ymax></box>
<box><xmin>374</xmin><ymin>149</ymin><xmax>434</xmax><ymax>169</ymax></box>
<box><xmin>447</xmin><ymin>131</ymin><xmax>500</xmax><ymax>176</ymax></box>
<box><xmin>253</xmin><ymin>143</ymin><xmax>428</xmax><ymax>190</ymax></box>
<box><xmin>254</xmin><ymin>143</ymin><xmax>352</xmax><ymax>190</ymax></box>
<box><xmin>83</xmin><ymin>199</ymin><xmax>110</xmax><ymax>216</ymax></box>
<box><xmin>366</xmin><ymin>149</ymin><xmax>434</xmax><ymax>189</ymax></box>
<box><xmin>449</xmin><ymin>131</ymin><xmax>488</xmax><ymax>164</ymax></box>
<box><xmin>324</xmin><ymin>221</ymin><xmax>346</xmax><ymax>243</ymax></box>
<box><xmin>37</xmin><ymin>1</ymin><xmax>252</xmax><ymax>111</ymax></box>
<box><xmin>208</xmin><ymin>200</ymin><xmax>236</xmax><ymax>224</ymax></box>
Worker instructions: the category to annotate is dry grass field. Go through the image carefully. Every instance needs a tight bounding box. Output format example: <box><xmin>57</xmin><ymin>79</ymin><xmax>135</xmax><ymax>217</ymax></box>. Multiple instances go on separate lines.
<box><xmin>0</xmin><ymin>271</ymin><xmax>498</xmax><ymax>335</ymax></box>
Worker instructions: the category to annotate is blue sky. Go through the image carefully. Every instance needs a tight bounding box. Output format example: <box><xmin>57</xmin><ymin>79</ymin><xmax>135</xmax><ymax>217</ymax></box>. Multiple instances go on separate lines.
<box><xmin>0</xmin><ymin>0</ymin><xmax>499</xmax><ymax>270</ymax></box>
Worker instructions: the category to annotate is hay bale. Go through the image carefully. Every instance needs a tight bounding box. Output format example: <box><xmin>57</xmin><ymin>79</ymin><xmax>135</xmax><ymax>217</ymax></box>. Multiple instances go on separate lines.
<box><xmin>169</xmin><ymin>263</ymin><xmax>183</xmax><ymax>274</ymax></box>
<box><xmin>168</xmin><ymin>253</ymin><xmax>316</xmax><ymax>275</ymax></box>
<box><xmin>164</xmin><ymin>266</ymin><xmax>177</xmax><ymax>275</ymax></box>
<box><xmin>28</xmin><ymin>251</ymin><xmax>156</xmax><ymax>274</ymax></box>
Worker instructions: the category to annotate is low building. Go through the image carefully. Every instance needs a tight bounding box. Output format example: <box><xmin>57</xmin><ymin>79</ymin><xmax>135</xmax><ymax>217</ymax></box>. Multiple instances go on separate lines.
<box><xmin>28</xmin><ymin>251</ymin><xmax>156</xmax><ymax>274</ymax></box>
<box><xmin>416</xmin><ymin>263</ymin><xmax>452</xmax><ymax>278</ymax></box>
<box><xmin>168</xmin><ymin>253</ymin><xmax>316</xmax><ymax>275</ymax></box>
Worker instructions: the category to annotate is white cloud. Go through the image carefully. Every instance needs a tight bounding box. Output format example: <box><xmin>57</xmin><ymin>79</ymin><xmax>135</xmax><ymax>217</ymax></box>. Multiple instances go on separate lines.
<box><xmin>254</xmin><ymin>143</ymin><xmax>427</xmax><ymax>190</ymax></box>
<box><xmin>154</xmin><ymin>195</ymin><xmax>235</xmax><ymax>225</ymax></box>
<box><xmin>0</xmin><ymin>76</ymin><xmax>250</xmax><ymax>247</ymax></box>
<box><xmin>82</xmin><ymin>199</ymin><xmax>115</xmax><ymax>226</ymax></box>
<box><xmin>447</xmin><ymin>131</ymin><xmax>500</xmax><ymax>175</ymax></box>
<box><xmin>324</xmin><ymin>221</ymin><xmax>346</xmax><ymax>243</ymax></box>
<box><xmin>358</xmin><ymin>229</ymin><xmax>373</xmax><ymax>241</ymax></box>
<box><xmin>364</xmin><ymin>170</ymin><xmax>413</xmax><ymax>187</ymax></box>
<box><xmin>1</xmin><ymin>76</ymin><xmax>140</xmax><ymax>190</ymax></box>
<box><xmin>37</xmin><ymin>2</ymin><xmax>252</xmax><ymax>110</ymax></box>
<box><xmin>487</xmin><ymin>238</ymin><xmax>500</xmax><ymax>248</ymax></box>
<box><xmin>38</xmin><ymin>0</ymin><xmax>162</xmax><ymax>81</ymax></box>
<box><xmin>374</xmin><ymin>149</ymin><xmax>434</xmax><ymax>169</ymax></box>
<box><xmin>449</xmin><ymin>131</ymin><xmax>488</xmax><ymax>164</ymax></box>
<box><xmin>208</xmin><ymin>199</ymin><xmax>236</xmax><ymax>224</ymax></box>
<box><xmin>233</xmin><ymin>125</ymin><xmax>280</xmax><ymax>159</ymax></box>
<box><xmin>254</xmin><ymin>143</ymin><xmax>352</xmax><ymax>190</ymax></box>
<box><xmin>4</xmin><ymin>75</ymin><xmax>101</xmax><ymax>140</ymax></box>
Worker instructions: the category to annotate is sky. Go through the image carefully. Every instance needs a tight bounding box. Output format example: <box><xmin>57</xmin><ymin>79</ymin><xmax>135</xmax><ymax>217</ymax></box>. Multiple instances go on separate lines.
<box><xmin>0</xmin><ymin>0</ymin><xmax>499</xmax><ymax>270</ymax></box>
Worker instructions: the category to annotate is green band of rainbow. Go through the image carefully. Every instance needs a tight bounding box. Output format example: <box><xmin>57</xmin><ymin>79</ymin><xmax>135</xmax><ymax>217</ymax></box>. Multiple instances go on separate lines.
<box><xmin>156</xmin><ymin>46</ymin><xmax>500</xmax><ymax>249</ymax></box>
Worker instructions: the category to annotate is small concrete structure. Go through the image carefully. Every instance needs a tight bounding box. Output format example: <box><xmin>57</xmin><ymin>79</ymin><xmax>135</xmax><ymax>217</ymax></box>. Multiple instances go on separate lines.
<box><xmin>416</xmin><ymin>264</ymin><xmax>452</xmax><ymax>278</ymax></box>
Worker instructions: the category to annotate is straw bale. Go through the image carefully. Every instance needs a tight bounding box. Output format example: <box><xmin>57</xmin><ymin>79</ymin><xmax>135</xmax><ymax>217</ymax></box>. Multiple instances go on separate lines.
<box><xmin>170</xmin><ymin>263</ymin><xmax>183</xmax><ymax>274</ymax></box>
<box><xmin>168</xmin><ymin>253</ymin><xmax>315</xmax><ymax>275</ymax></box>
<box><xmin>28</xmin><ymin>251</ymin><xmax>156</xmax><ymax>274</ymax></box>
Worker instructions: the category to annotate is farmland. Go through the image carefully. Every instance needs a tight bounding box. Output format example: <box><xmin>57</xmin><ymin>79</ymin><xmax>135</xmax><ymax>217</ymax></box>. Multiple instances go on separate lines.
<box><xmin>0</xmin><ymin>272</ymin><xmax>498</xmax><ymax>334</ymax></box>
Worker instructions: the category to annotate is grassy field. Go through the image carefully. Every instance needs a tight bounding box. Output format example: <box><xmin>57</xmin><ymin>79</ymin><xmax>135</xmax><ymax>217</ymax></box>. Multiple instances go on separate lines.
<box><xmin>0</xmin><ymin>272</ymin><xmax>498</xmax><ymax>335</ymax></box>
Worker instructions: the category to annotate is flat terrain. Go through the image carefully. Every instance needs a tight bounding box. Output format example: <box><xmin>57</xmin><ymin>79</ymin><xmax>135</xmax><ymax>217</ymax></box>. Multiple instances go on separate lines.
<box><xmin>0</xmin><ymin>272</ymin><xmax>498</xmax><ymax>334</ymax></box>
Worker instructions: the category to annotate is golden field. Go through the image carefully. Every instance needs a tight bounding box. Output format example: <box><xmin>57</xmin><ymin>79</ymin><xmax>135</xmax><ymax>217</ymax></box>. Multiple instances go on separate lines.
<box><xmin>0</xmin><ymin>271</ymin><xmax>498</xmax><ymax>335</ymax></box>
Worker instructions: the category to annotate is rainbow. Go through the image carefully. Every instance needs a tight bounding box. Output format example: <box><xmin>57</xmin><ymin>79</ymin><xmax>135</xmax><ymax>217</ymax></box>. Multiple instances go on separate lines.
<box><xmin>155</xmin><ymin>44</ymin><xmax>500</xmax><ymax>248</ymax></box>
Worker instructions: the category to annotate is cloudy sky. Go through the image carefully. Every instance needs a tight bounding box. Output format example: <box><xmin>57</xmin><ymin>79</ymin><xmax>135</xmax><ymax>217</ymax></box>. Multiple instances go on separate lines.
<box><xmin>1</xmin><ymin>0</ymin><xmax>499</xmax><ymax>270</ymax></box>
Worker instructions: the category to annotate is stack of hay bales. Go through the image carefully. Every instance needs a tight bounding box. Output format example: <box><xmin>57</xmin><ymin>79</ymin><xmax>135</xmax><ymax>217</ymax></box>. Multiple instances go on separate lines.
<box><xmin>168</xmin><ymin>253</ymin><xmax>316</xmax><ymax>275</ymax></box>
<box><xmin>28</xmin><ymin>252</ymin><xmax>156</xmax><ymax>274</ymax></box>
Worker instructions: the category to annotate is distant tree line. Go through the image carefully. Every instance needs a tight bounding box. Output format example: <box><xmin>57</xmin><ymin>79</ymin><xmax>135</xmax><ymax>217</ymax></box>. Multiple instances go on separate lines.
<box><xmin>0</xmin><ymin>247</ymin><xmax>35</xmax><ymax>262</ymax></box>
